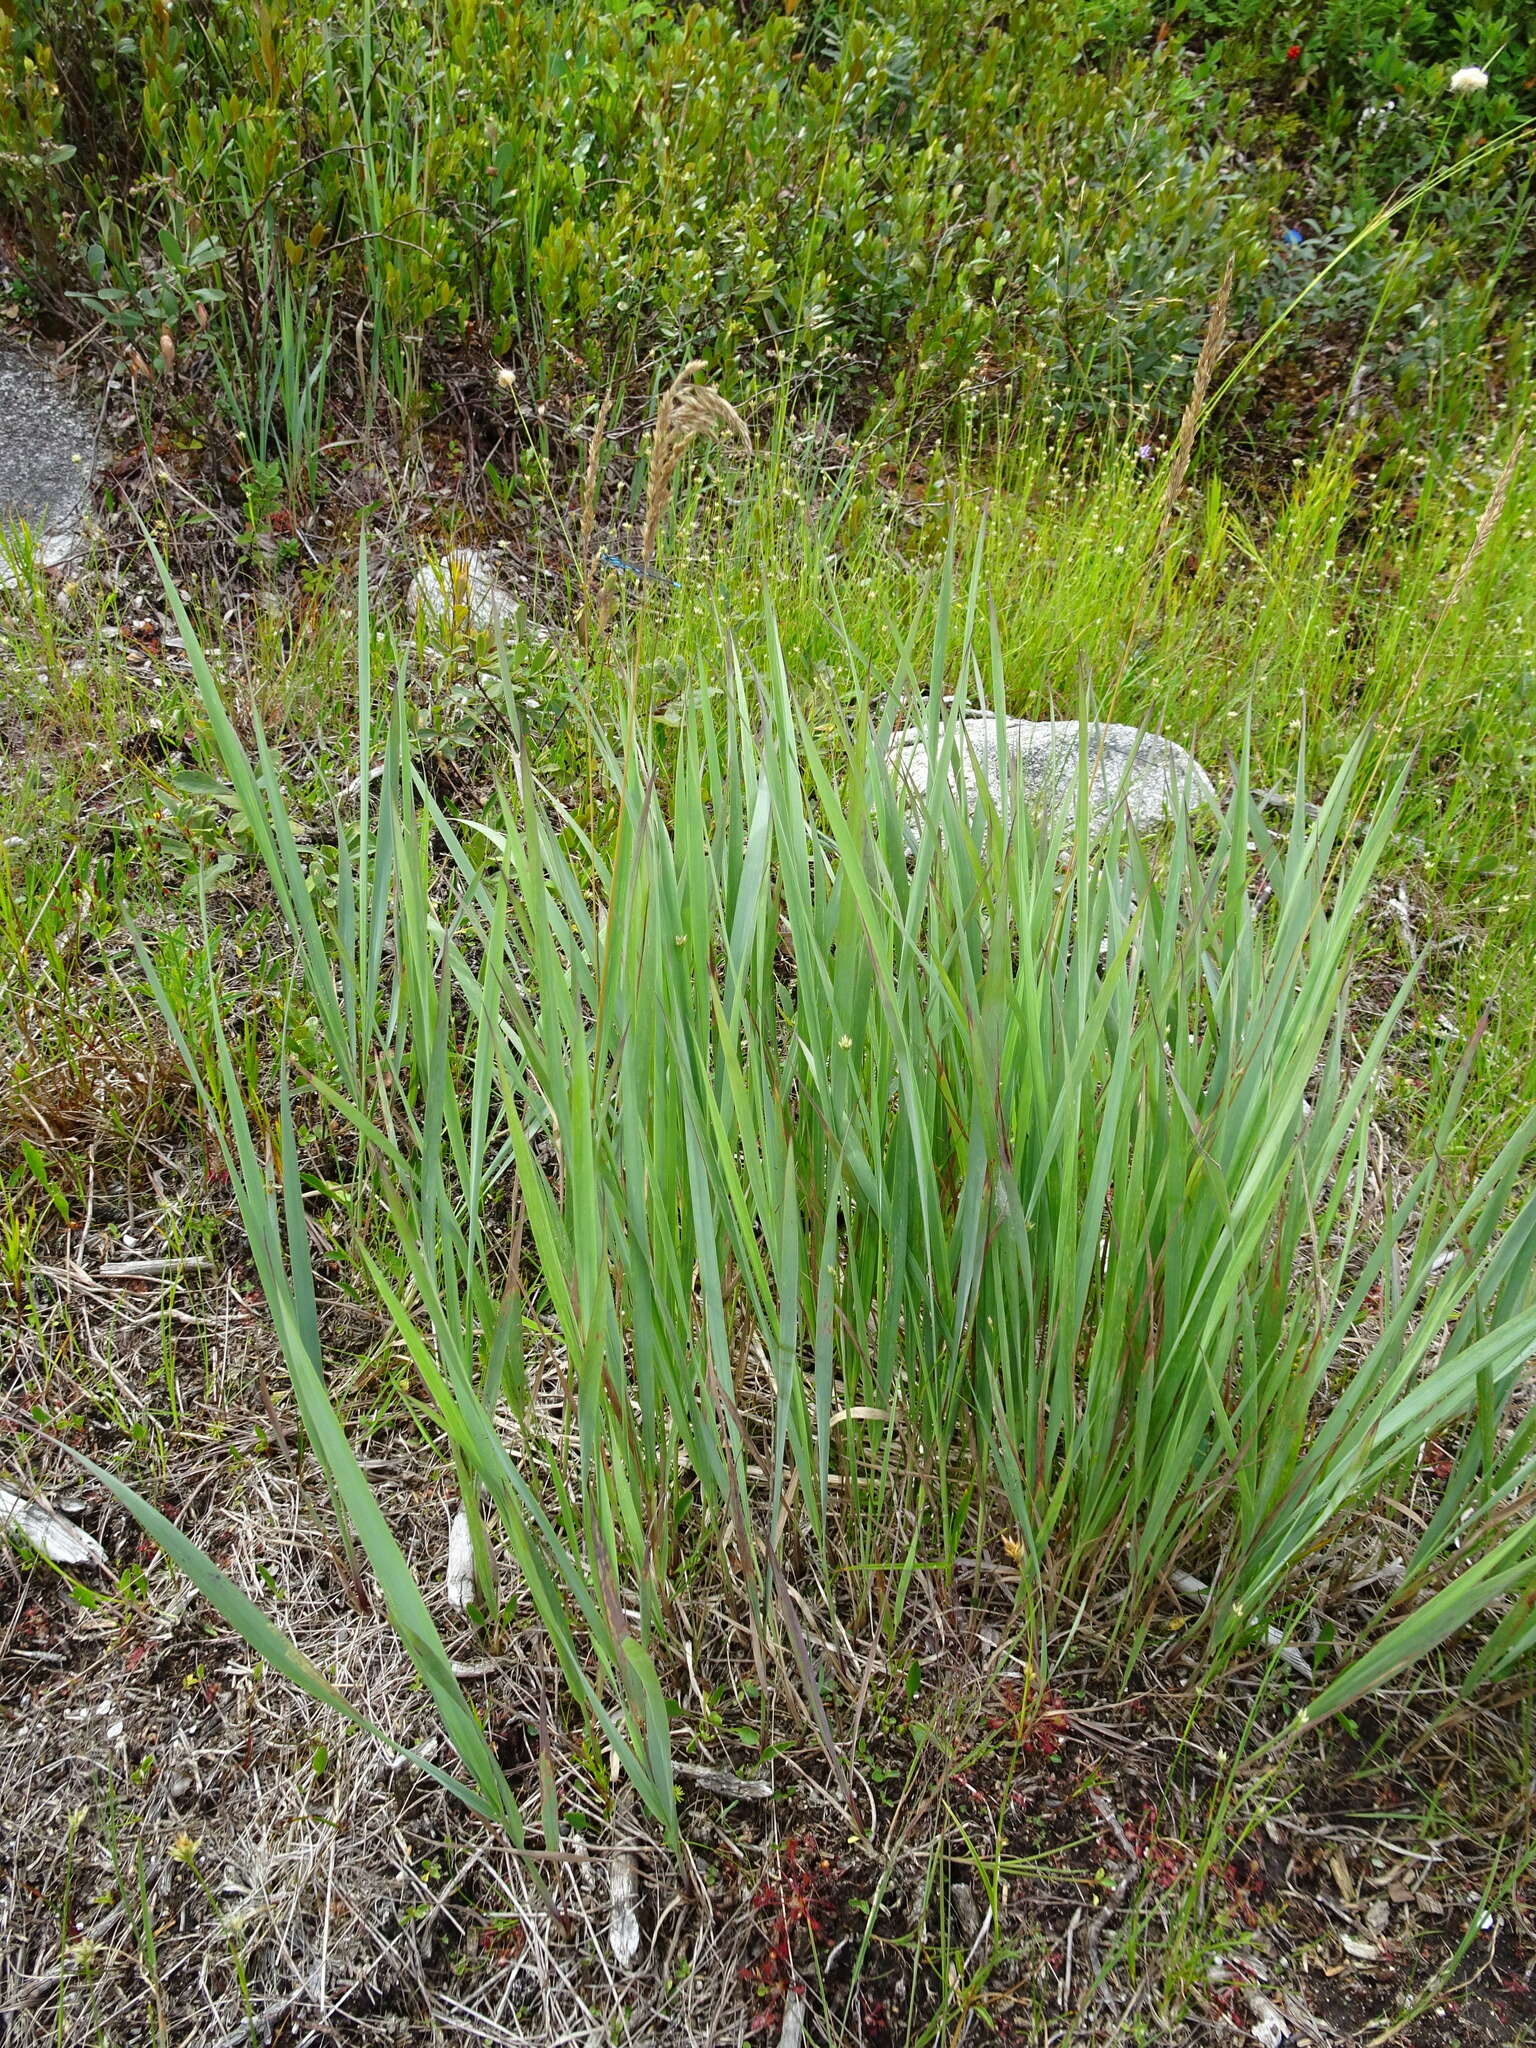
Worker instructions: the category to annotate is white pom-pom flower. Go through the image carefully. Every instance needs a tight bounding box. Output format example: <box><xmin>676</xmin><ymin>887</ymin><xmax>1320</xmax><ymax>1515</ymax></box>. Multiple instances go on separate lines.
<box><xmin>1449</xmin><ymin>66</ymin><xmax>1489</xmax><ymax>93</ymax></box>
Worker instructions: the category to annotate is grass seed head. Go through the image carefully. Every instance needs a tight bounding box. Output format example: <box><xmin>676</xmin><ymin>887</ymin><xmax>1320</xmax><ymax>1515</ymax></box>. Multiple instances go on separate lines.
<box><xmin>642</xmin><ymin>361</ymin><xmax>752</xmax><ymax>568</ymax></box>
<box><xmin>1162</xmin><ymin>257</ymin><xmax>1235</xmax><ymax>532</ymax></box>
<box><xmin>580</xmin><ymin>390</ymin><xmax>615</xmax><ymax>585</ymax></box>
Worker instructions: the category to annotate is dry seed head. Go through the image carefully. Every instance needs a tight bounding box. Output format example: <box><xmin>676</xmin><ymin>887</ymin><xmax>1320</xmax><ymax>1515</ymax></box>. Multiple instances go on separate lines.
<box><xmin>1444</xmin><ymin>431</ymin><xmax>1523</xmax><ymax>612</ymax></box>
<box><xmin>642</xmin><ymin>361</ymin><xmax>752</xmax><ymax>566</ymax></box>
<box><xmin>664</xmin><ymin>385</ymin><xmax>751</xmax><ymax>456</ymax></box>
<box><xmin>1408</xmin><ymin>430</ymin><xmax>1525</xmax><ymax>697</ymax></box>
<box><xmin>579</xmin><ymin>390</ymin><xmax>615</xmax><ymax>583</ymax></box>
<box><xmin>1162</xmin><ymin>257</ymin><xmax>1235</xmax><ymax>532</ymax></box>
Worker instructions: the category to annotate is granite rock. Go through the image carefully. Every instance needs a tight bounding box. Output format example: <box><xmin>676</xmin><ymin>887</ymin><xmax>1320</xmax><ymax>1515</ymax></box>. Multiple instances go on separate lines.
<box><xmin>890</xmin><ymin>716</ymin><xmax>1217</xmax><ymax>838</ymax></box>
<box><xmin>406</xmin><ymin>549</ymin><xmax>528</xmax><ymax>639</ymax></box>
<box><xmin>0</xmin><ymin>346</ymin><xmax>96</xmax><ymax>577</ymax></box>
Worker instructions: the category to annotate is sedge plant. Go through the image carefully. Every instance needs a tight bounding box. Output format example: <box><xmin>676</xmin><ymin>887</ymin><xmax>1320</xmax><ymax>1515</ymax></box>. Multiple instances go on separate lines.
<box><xmin>82</xmin><ymin>535</ymin><xmax>1536</xmax><ymax>1845</ymax></box>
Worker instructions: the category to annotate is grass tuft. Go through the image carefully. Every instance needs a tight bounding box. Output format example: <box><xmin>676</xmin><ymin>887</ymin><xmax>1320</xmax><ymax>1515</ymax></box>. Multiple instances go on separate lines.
<box><xmin>78</xmin><ymin>532</ymin><xmax>1536</xmax><ymax>1847</ymax></box>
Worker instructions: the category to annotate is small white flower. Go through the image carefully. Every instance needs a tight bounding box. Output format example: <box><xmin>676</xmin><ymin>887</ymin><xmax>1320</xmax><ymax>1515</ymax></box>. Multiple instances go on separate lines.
<box><xmin>1449</xmin><ymin>66</ymin><xmax>1489</xmax><ymax>93</ymax></box>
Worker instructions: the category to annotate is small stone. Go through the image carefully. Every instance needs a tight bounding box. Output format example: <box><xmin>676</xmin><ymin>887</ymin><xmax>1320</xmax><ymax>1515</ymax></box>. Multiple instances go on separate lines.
<box><xmin>406</xmin><ymin>549</ymin><xmax>527</xmax><ymax>640</ymax></box>
<box><xmin>444</xmin><ymin>1509</ymin><xmax>475</xmax><ymax>1610</ymax></box>
<box><xmin>890</xmin><ymin>716</ymin><xmax>1217</xmax><ymax>839</ymax></box>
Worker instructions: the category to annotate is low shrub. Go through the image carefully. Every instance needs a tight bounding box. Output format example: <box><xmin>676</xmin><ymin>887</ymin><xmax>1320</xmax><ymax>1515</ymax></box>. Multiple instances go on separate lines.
<box><xmin>11</xmin><ymin>0</ymin><xmax>1525</xmax><ymax>478</ymax></box>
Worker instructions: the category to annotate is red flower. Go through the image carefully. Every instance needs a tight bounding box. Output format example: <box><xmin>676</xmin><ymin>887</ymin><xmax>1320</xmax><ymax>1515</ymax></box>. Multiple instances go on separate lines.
<box><xmin>1287</xmin><ymin>43</ymin><xmax>1301</xmax><ymax>60</ymax></box>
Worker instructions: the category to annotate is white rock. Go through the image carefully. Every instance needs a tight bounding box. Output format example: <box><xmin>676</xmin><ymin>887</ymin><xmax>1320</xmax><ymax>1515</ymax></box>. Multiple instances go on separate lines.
<box><xmin>0</xmin><ymin>527</ymin><xmax>84</xmax><ymax>589</ymax></box>
<box><xmin>890</xmin><ymin>716</ymin><xmax>1217</xmax><ymax>839</ymax></box>
<box><xmin>444</xmin><ymin>1507</ymin><xmax>476</xmax><ymax>1609</ymax></box>
<box><xmin>608</xmin><ymin>1846</ymin><xmax>641</xmax><ymax>1968</ymax></box>
<box><xmin>407</xmin><ymin>549</ymin><xmax>526</xmax><ymax>639</ymax></box>
<box><xmin>0</xmin><ymin>1482</ymin><xmax>108</xmax><ymax>1569</ymax></box>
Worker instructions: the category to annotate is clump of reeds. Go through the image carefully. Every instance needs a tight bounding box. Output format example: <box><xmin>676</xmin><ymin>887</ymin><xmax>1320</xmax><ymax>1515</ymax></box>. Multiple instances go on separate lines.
<box><xmin>128</xmin><ymin>548</ymin><xmax>1536</xmax><ymax>1857</ymax></box>
<box><xmin>640</xmin><ymin>361</ymin><xmax>751</xmax><ymax>567</ymax></box>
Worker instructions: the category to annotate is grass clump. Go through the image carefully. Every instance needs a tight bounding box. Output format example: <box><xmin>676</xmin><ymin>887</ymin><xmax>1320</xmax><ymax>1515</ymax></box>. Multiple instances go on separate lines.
<box><xmin>78</xmin><ymin>539</ymin><xmax>1536</xmax><ymax>1849</ymax></box>
<box><xmin>1</xmin><ymin>5</ymin><xmax>1534</xmax><ymax>2030</ymax></box>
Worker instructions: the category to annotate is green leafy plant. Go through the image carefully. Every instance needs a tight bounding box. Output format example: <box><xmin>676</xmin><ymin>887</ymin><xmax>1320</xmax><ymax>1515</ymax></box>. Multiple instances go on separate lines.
<box><xmin>71</xmin><ymin>226</ymin><xmax>227</xmax><ymax>341</ymax></box>
<box><xmin>0</xmin><ymin>0</ymin><xmax>1282</xmax><ymax>429</ymax></box>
